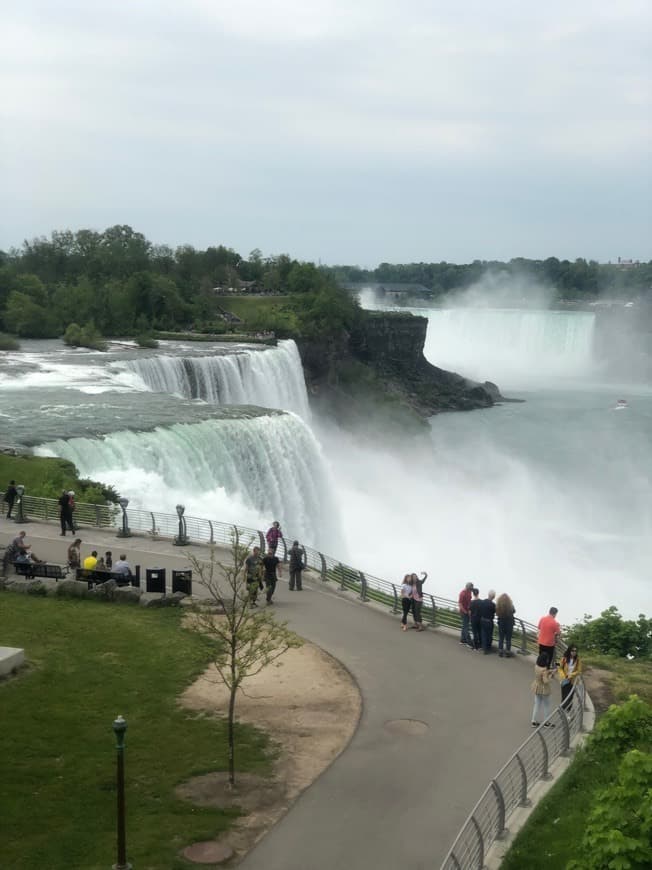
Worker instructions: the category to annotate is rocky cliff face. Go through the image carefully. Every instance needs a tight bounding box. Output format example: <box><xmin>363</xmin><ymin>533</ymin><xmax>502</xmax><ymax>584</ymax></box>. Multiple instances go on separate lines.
<box><xmin>297</xmin><ymin>311</ymin><xmax>501</xmax><ymax>432</ymax></box>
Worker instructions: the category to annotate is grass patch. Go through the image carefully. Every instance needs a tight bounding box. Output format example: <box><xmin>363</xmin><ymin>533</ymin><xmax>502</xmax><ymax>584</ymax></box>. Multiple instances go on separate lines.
<box><xmin>0</xmin><ymin>455</ymin><xmax>114</xmax><ymax>504</ymax></box>
<box><xmin>0</xmin><ymin>594</ymin><xmax>272</xmax><ymax>869</ymax></box>
<box><xmin>213</xmin><ymin>295</ymin><xmax>289</xmax><ymax>321</ymax></box>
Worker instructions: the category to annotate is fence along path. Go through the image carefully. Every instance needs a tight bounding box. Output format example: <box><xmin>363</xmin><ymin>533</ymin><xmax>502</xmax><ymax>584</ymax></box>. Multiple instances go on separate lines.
<box><xmin>14</xmin><ymin>493</ymin><xmax>590</xmax><ymax>868</ymax></box>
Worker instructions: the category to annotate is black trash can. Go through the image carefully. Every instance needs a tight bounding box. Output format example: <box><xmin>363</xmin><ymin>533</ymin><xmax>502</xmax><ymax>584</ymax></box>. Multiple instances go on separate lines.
<box><xmin>146</xmin><ymin>567</ymin><xmax>166</xmax><ymax>593</ymax></box>
<box><xmin>172</xmin><ymin>569</ymin><xmax>192</xmax><ymax>595</ymax></box>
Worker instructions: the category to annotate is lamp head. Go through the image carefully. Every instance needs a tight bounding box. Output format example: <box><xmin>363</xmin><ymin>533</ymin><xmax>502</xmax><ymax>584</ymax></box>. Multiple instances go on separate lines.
<box><xmin>176</xmin><ymin>504</ymin><xmax>185</xmax><ymax>518</ymax></box>
<box><xmin>118</xmin><ymin>497</ymin><xmax>129</xmax><ymax>510</ymax></box>
<box><xmin>16</xmin><ymin>484</ymin><xmax>25</xmax><ymax>496</ymax></box>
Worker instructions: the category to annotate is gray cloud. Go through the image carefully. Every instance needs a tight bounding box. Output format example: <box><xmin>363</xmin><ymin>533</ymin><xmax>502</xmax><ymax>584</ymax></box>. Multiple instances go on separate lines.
<box><xmin>1</xmin><ymin>0</ymin><xmax>650</xmax><ymax>264</ymax></box>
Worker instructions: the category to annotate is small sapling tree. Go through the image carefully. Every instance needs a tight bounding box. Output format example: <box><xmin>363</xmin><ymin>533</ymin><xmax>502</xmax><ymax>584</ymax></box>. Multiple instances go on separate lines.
<box><xmin>188</xmin><ymin>535</ymin><xmax>302</xmax><ymax>787</ymax></box>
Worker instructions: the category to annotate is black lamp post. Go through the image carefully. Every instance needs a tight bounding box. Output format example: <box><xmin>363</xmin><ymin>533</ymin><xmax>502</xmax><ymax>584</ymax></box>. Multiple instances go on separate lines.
<box><xmin>112</xmin><ymin>715</ymin><xmax>132</xmax><ymax>870</ymax></box>
<box><xmin>174</xmin><ymin>503</ymin><xmax>189</xmax><ymax>546</ymax></box>
<box><xmin>14</xmin><ymin>484</ymin><xmax>27</xmax><ymax>524</ymax></box>
<box><xmin>117</xmin><ymin>497</ymin><xmax>131</xmax><ymax>538</ymax></box>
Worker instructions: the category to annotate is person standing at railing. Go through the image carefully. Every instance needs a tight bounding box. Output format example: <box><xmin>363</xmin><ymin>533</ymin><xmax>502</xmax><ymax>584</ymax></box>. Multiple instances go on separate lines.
<box><xmin>288</xmin><ymin>540</ymin><xmax>306</xmax><ymax>591</ymax></box>
<box><xmin>469</xmin><ymin>587</ymin><xmax>482</xmax><ymax>650</ymax></box>
<box><xmin>266</xmin><ymin>521</ymin><xmax>282</xmax><ymax>555</ymax></box>
<box><xmin>495</xmin><ymin>592</ymin><xmax>516</xmax><ymax>658</ymax></box>
<box><xmin>400</xmin><ymin>575</ymin><xmax>413</xmax><ymax>631</ymax></box>
<box><xmin>458</xmin><ymin>581</ymin><xmax>474</xmax><ymax>647</ymax></box>
<box><xmin>3</xmin><ymin>480</ymin><xmax>17</xmax><ymax>519</ymax></box>
<box><xmin>558</xmin><ymin>645</ymin><xmax>582</xmax><ymax>709</ymax></box>
<box><xmin>537</xmin><ymin>607</ymin><xmax>561</xmax><ymax>668</ymax></box>
<box><xmin>58</xmin><ymin>489</ymin><xmax>74</xmax><ymax>536</ymax></box>
<box><xmin>68</xmin><ymin>491</ymin><xmax>77</xmax><ymax>532</ymax></box>
<box><xmin>479</xmin><ymin>589</ymin><xmax>496</xmax><ymax>654</ymax></box>
<box><xmin>411</xmin><ymin>571</ymin><xmax>427</xmax><ymax>631</ymax></box>
<box><xmin>531</xmin><ymin>653</ymin><xmax>557</xmax><ymax>727</ymax></box>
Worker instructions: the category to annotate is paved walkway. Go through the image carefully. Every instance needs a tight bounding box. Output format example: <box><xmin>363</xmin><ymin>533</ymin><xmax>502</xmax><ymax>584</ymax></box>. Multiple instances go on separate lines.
<box><xmin>1</xmin><ymin>519</ymin><xmax>535</xmax><ymax>869</ymax></box>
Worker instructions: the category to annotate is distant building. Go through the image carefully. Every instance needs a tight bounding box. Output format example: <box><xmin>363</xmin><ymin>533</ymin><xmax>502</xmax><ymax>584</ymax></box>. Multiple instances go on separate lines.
<box><xmin>342</xmin><ymin>281</ymin><xmax>432</xmax><ymax>301</ymax></box>
<box><xmin>615</xmin><ymin>258</ymin><xmax>641</xmax><ymax>268</ymax></box>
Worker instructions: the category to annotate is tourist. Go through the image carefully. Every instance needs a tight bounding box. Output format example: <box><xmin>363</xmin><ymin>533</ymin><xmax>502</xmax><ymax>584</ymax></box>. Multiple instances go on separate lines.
<box><xmin>400</xmin><ymin>574</ymin><xmax>413</xmax><ymax>631</ymax></box>
<box><xmin>411</xmin><ymin>571</ymin><xmax>427</xmax><ymax>631</ymax></box>
<box><xmin>458</xmin><ymin>581</ymin><xmax>474</xmax><ymax>647</ymax></box>
<box><xmin>288</xmin><ymin>540</ymin><xmax>306</xmax><ymax>591</ymax></box>
<box><xmin>479</xmin><ymin>589</ymin><xmax>497</xmax><ymax>654</ymax></box>
<box><xmin>469</xmin><ymin>587</ymin><xmax>482</xmax><ymax>650</ymax></box>
<box><xmin>496</xmin><ymin>592</ymin><xmax>516</xmax><ymax>658</ymax></box>
<box><xmin>104</xmin><ymin>550</ymin><xmax>113</xmax><ymax>570</ymax></box>
<box><xmin>68</xmin><ymin>491</ymin><xmax>76</xmax><ymax>531</ymax></box>
<box><xmin>3</xmin><ymin>480</ymin><xmax>17</xmax><ymax>518</ymax></box>
<box><xmin>13</xmin><ymin>547</ymin><xmax>44</xmax><ymax>575</ymax></box>
<box><xmin>83</xmin><ymin>550</ymin><xmax>98</xmax><ymax>570</ymax></box>
<box><xmin>58</xmin><ymin>489</ymin><xmax>74</xmax><ymax>536</ymax></box>
<box><xmin>113</xmin><ymin>554</ymin><xmax>132</xmax><ymax>578</ymax></box>
<box><xmin>245</xmin><ymin>546</ymin><xmax>263</xmax><ymax>605</ymax></box>
<box><xmin>558</xmin><ymin>645</ymin><xmax>582</xmax><ymax>709</ymax></box>
<box><xmin>537</xmin><ymin>607</ymin><xmax>561</xmax><ymax>668</ymax></box>
<box><xmin>262</xmin><ymin>547</ymin><xmax>281</xmax><ymax>605</ymax></box>
<box><xmin>531</xmin><ymin>652</ymin><xmax>557</xmax><ymax>727</ymax></box>
<box><xmin>67</xmin><ymin>538</ymin><xmax>82</xmax><ymax>570</ymax></box>
<box><xmin>265</xmin><ymin>521</ymin><xmax>282</xmax><ymax>555</ymax></box>
<box><xmin>4</xmin><ymin>529</ymin><xmax>31</xmax><ymax>570</ymax></box>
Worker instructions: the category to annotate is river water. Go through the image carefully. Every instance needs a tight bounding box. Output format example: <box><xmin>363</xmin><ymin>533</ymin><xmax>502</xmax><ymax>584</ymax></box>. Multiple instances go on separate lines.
<box><xmin>1</xmin><ymin>316</ymin><xmax>650</xmax><ymax>623</ymax></box>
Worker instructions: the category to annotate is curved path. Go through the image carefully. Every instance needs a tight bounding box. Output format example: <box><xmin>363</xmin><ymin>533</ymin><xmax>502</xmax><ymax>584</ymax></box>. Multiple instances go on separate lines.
<box><xmin>1</xmin><ymin>520</ymin><xmax>535</xmax><ymax>868</ymax></box>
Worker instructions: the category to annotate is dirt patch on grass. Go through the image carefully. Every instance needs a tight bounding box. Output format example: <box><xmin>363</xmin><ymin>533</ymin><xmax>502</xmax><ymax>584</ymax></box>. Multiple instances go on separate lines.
<box><xmin>177</xmin><ymin>642</ymin><xmax>361</xmax><ymax>862</ymax></box>
<box><xmin>583</xmin><ymin>666</ymin><xmax>617</xmax><ymax>714</ymax></box>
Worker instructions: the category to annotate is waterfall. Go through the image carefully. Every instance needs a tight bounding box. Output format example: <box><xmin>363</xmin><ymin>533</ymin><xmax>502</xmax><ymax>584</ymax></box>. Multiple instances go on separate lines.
<box><xmin>122</xmin><ymin>340</ymin><xmax>311</xmax><ymax>419</ymax></box>
<box><xmin>417</xmin><ymin>308</ymin><xmax>598</xmax><ymax>384</ymax></box>
<box><xmin>36</xmin><ymin>411</ymin><xmax>338</xmax><ymax>548</ymax></box>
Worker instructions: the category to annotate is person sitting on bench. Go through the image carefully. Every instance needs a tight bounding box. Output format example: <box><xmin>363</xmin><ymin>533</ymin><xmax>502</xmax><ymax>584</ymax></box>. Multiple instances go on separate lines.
<box><xmin>112</xmin><ymin>554</ymin><xmax>132</xmax><ymax>579</ymax></box>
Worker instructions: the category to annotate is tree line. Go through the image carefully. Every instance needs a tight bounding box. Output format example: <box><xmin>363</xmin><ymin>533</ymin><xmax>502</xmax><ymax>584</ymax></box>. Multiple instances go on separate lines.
<box><xmin>0</xmin><ymin>225</ymin><xmax>359</xmax><ymax>340</ymax></box>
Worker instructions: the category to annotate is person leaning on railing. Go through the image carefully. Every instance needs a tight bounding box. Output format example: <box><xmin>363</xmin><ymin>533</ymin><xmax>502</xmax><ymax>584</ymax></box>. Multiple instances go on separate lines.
<box><xmin>530</xmin><ymin>652</ymin><xmax>557</xmax><ymax>728</ymax></box>
<box><xmin>558</xmin><ymin>645</ymin><xmax>582</xmax><ymax>709</ymax></box>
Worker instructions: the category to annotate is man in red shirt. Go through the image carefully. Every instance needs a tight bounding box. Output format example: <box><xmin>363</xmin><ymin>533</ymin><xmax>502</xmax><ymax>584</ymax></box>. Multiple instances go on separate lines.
<box><xmin>458</xmin><ymin>581</ymin><xmax>474</xmax><ymax>647</ymax></box>
<box><xmin>537</xmin><ymin>607</ymin><xmax>561</xmax><ymax>667</ymax></box>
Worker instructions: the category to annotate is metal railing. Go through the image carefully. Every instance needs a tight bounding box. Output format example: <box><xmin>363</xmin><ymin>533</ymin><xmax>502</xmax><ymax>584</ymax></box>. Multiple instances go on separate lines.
<box><xmin>7</xmin><ymin>493</ymin><xmax>549</xmax><ymax>653</ymax></box>
<box><xmin>440</xmin><ymin>678</ymin><xmax>586</xmax><ymax>870</ymax></box>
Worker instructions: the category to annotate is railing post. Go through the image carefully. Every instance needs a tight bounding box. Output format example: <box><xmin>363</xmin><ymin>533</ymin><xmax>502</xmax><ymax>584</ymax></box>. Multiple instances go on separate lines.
<box><xmin>514</xmin><ymin>753</ymin><xmax>531</xmax><ymax>807</ymax></box>
<box><xmin>517</xmin><ymin>619</ymin><xmax>529</xmax><ymax>655</ymax></box>
<box><xmin>428</xmin><ymin>594</ymin><xmax>437</xmax><ymax>627</ymax></box>
<box><xmin>358</xmin><ymin>571</ymin><xmax>369</xmax><ymax>602</ymax></box>
<box><xmin>558</xmin><ymin>707</ymin><xmax>572</xmax><ymax>755</ymax></box>
<box><xmin>319</xmin><ymin>553</ymin><xmax>327</xmax><ymax>581</ymax></box>
<box><xmin>281</xmin><ymin>536</ymin><xmax>288</xmax><ymax>562</ymax></box>
<box><xmin>150</xmin><ymin>512</ymin><xmax>157</xmax><ymax>536</ymax></box>
<box><xmin>338</xmin><ymin>563</ymin><xmax>346</xmax><ymax>591</ymax></box>
<box><xmin>536</xmin><ymin>730</ymin><xmax>553</xmax><ymax>780</ymax></box>
<box><xmin>390</xmin><ymin>584</ymin><xmax>399</xmax><ymax>614</ymax></box>
<box><xmin>490</xmin><ymin>780</ymin><xmax>508</xmax><ymax>839</ymax></box>
<box><xmin>470</xmin><ymin>816</ymin><xmax>484</xmax><ymax>870</ymax></box>
<box><xmin>208</xmin><ymin>520</ymin><xmax>214</xmax><ymax>544</ymax></box>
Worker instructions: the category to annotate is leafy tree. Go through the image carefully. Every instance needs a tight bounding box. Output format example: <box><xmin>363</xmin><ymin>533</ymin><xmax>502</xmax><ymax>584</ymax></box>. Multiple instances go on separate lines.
<box><xmin>4</xmin><ymin>291</ymin><xmax>61</xmax><ymax>337</ymax></box>
<box><xmin>567</xmin><ymin>607</ymin><xmax>652</xmax><ymax>659</ymax></box>
<box><xmin>63</xmin><ymin>321</ymin><xmax>107</xmax><ymax>351</ymax></box>
<box><xmin>187</xmin><ymin>539</ymin><xmax>302</xmax><ymax>786</ymax></box>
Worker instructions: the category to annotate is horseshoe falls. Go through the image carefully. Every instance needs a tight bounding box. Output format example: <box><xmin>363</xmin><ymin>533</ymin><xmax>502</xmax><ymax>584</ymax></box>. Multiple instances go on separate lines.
<box><xmin>36</xmin><ymin>411</ymin><xmax>338</xmax><ymax>547</ymax></box>
<box><xmin>122</xmin><ymin>340</ymin><xmax>311</xmax><ymax>418</ymax></box>
<box><xmin>415</xmin><ymin>307</ymin><xmax>598</xmax><ymax>388</ymax></box>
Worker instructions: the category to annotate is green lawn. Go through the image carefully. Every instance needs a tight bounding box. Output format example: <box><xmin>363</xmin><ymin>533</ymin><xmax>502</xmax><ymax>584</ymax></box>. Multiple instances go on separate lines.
<box><xmin>0</xmin><ymin>594</ymin><xmax>271</xmax><ymax>869</ymax></box>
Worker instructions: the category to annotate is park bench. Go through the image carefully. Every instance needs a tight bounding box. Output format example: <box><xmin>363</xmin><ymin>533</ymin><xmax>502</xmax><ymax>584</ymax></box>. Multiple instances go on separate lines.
<box><xmin>76</xmin><ymin>567</ymin><xmax>140</xmax><ymax>589</ymax></box>
<box><xmin>13</xmin><ymin>561</ymin><xmax>68</xmax><ymax>581</ymax></box>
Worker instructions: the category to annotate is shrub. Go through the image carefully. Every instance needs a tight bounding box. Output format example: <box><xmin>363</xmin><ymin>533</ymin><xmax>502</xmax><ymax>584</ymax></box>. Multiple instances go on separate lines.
<box><xmin>63</xmin><ymin>321</ymin><xmax>108</xmax><ymax>351</ymax></box>
<box><xmin>586</xmin><ymin>694</ymin><xmax>652</xmax><ymax>758</ymax></box>
<box><xmin>0</xmin><ymin>333</ymin><xmax>20</xmax><ymax>350</ymax></box>
<box><xmin>135</xmin><ymin>333</ymin><xmax>159</xmax><ymax>348</ymax></box>
<box><xmin>568</xmin><ymin>748</ymin><xmax>652</xmax><ymax>870</ymax></box>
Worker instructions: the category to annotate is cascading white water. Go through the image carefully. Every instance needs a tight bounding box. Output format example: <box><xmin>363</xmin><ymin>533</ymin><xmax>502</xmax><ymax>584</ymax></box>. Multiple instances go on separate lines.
<box><xmin>122</xmin><ymin>340</ymin><xmax>311</xmax><ymax>419</ymax></box>
<box><xmin>36</xmin><ymin>411</ymin><xmax>338</xmax><ymax>548</ymax></box>
<box><xmin>419</xmin><ymin>308</ymin><xmax>597</xmax><ymax>386</ymax></box>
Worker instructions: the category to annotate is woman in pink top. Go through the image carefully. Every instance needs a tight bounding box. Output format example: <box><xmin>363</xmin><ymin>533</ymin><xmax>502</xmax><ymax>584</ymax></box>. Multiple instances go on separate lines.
<box><xmin>410</xmin><ymin>571</ymin><xmax>427</xmax><ymax>632</ymax></box>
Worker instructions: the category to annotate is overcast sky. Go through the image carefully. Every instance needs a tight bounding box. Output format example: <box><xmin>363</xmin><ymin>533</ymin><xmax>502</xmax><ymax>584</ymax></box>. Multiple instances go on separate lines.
<box><xmin>1</xmin><ymin>0</ymin><xmax>650</xmax><ymax>266</ymax></box>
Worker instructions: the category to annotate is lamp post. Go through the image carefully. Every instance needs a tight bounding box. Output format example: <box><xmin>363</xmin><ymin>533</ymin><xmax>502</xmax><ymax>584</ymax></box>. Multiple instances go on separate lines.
<box><xmin>14</xmin><ymin>484</ymin><xmax>27</xmax><ymax>524</ymax></box>
<box><xmin>174</xmin><ymin>503</ymin><xmax>189</xmax><ymax>546</ymax></box>
<box><xmin>116</xmin><ymin>497</ymin><xmax>131</xmax><ymax>538</ymax></box>
<box><xmin>112</xmin><ymin>715</ymin><xmax>132</xmax><ymax>870</ymax></box>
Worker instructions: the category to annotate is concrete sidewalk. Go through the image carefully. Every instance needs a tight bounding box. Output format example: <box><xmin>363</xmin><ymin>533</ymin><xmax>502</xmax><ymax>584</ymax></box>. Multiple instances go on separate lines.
<box><xmin>1</xmin><ymin>517</ymin><xmax>536</xmax><ymax>869</ymax></box>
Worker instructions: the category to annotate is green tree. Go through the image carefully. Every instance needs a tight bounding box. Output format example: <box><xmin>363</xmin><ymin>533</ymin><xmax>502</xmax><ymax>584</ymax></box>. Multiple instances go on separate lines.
<box><xmin>567</xmin><ymin>607</ymin><xmax>652</xmax><ymax>659</ymax></box>
<box><xmin>4</xmin><ymin>291</ymin><xmax>61</xmax><ymax>337</ymax></box>
<box><xmin>188</xmin><ymin>539</ymin><xmax>302</xmax><ymax>786</ymax></box>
